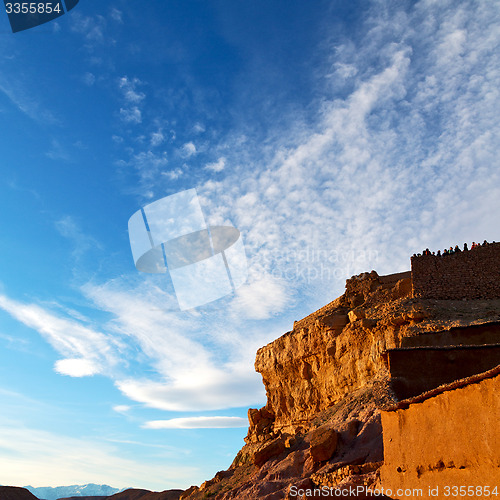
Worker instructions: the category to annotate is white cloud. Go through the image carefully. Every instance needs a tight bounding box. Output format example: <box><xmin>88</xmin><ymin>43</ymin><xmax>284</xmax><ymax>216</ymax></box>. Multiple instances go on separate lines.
<box><xmin>192</xmin><ymin>123</ymin><xmax>205</xmax><ymax>133</ymax></box>
<box><xmin>116</xmin><ymin>369</ymin><xmax>263</xmax><ymax>412</ymax></box>
<box><xmin>194</xmin><ymin>0</ymin><xmax>500</xmax><ymax>309</ymax></box>
<box><xmin>0</xmin><ymin>294</ymin><xmax>120</xmax><ymax>377</ymax></box>
<box><xmin>81</xmin><ymin>280</ymin><xmax>268</xmax><ymax>411</ymax></box>
<box><xmin>54</xmin><ymin>358</ymin><xmax>100</xmax><ymax>377</ymax></box>
<box><xmin>205</xmin><ymin>157</ymin><xmax>226</xmax><ymax>173</ymax></box>
<box><xmin>162</xmin><ymin>167</ymin><xmax>183</xmax><ymax>180</ymax></box>
<box><xmin>150</xmin><ymin>129</ymin><xmax>165</xmax><ymax>146</ymax></box>
<box><xmin>132</xmin><ymin>150</ymin><xmax>168</xmax><ymax>170</ymax></box>
<box><xmin>0</xmin><ymin>78</ymin><xmax>57</xmax><ymax>124</ymax></box>
<box><xmin>118</xmin><ymin>77</ymin><xmax>146</xmax><ymax>125</ymax></box>
<box><xmin>230</xmin><ymin>275</ymin><xmax>290</xmax><ymax>320</ymax></box>
<box><xmin>71</xmin><ymin>13</ymin><xmax>106</xmax><ymax>44</ymax></box>
<box><xmin>122</xmin><ymin>150</ymin><xmax>169</xmax><ymax>192</ymax></box>
<box><xmin>113</xmin><ymin>405</ymin><xmax>131</xmax><ymax>414</ymax></box>
<box><xmin>82</xmin><ymin>72</ymin><xmax>96</xmax><ymax>86</ymax></box>
<box><xmin>0</xmin><ymin>278</ymin><xmax>268</xmax><ymax>411</ymax></box>
<box><xmin>54</xmin><ymin>215</ymin><xmax>101</xmax><ymax>260</ymax></box>
<box><xmin>143</xmin><ymin>416</ymin><xmax>248</xmax><ymax>429</ymax></box>
<box><xmin>110</xmin><ymin>8</ymin><xmax>123</xmax><ymax>24</ymax></box>
<box><xmin>120</xmin><ymin>106</ymin><xmax>142</xmax><ymax>124</ymax></box>
<box><xmin>180</xmin><ymin>142</ymin><xmax>197</xmax><ymax>158</ymax></box>
<box><xmin>46</xmin><ymin>138</ymin><xmax>71</xmax><ymax>162</ymax></box>
<box><xmin>119</xmin><ymin>76</ymin><xmax>146</xmax><ymax>104</ymax></box>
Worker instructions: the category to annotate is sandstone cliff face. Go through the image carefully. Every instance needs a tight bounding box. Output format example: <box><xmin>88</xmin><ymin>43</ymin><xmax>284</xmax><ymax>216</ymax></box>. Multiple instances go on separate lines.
<box><xmin>181</xmin><ymin>270</ymin><xmax>500</xmax><ymax>500</ymax></box>
<box><xmin>250</xmin><ymin>271</ymin><xmax>430</xmax><ymax>437</ymax></box>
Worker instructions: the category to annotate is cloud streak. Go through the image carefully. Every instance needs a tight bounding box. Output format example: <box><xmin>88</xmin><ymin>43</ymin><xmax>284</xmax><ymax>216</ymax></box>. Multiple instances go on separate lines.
<box><xmin>143</xmin><ymin>416</ymin><xmax>248</xmax><ymax>429</ymax></box>
<box><xmin>0</xmin><ymin>294</ymin><xmax>121</xmax><ymax>377</ymax></box>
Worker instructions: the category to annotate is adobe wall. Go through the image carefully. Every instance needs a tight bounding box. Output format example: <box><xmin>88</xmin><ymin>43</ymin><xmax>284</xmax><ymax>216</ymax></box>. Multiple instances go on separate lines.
<box><xmin>385</xmin><ymin>344</ymin><xmax>500</xmax><ymax>400</ymax></box>
<box><xmin>401</xmin><ymin>321</ymin><xmax>500</xmax><ymax>348</ymax></box>
<box><xmin>379</xmin><ymin>369</ymin><xmax>500</xmax><ymax>499</ymax></box>
<box><xmin>411</xmin><ymin>242</ymin><xmax>500</xmax><ymax>300</ymax></box>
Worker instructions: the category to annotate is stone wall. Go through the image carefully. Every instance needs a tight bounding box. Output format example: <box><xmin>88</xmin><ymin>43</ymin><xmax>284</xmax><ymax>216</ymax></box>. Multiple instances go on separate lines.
<box><xmin>379</xmin><ymin>367</ymin><xmax>500</xmax><ymax>498</ymax></box>
<box><xmin>401</xmin><ymin>321</ymin><xmax>500</xmax><ymax>348</ymax></box>
<box><xmin>411</xmin><ymin>242</ymin><xmax>500</xmax><ymax>299</ymax></box>
<box><xmin>385</xmin><ymin>344</ymin><xmax>500</xmax><ymax>400</ymax></box>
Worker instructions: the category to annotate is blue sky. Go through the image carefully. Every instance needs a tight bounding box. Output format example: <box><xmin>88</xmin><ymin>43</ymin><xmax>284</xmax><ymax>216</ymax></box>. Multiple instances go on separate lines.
<box><xmin>0</xmin><ymin>0</ymin><xmax>499</xmax><ymax>491</ymax></box>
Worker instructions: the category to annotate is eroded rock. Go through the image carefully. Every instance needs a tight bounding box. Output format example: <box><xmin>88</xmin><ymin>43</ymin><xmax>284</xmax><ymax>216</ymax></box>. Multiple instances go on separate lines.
<box><xmin>309</xmin><ymin>427</ymin><xmax>338</xmax><ymax>463</ymax></box>
<box><xmin>253</xmin><ymin>437</ymin><xmax>287</xmax><ymax>467</ymax></box>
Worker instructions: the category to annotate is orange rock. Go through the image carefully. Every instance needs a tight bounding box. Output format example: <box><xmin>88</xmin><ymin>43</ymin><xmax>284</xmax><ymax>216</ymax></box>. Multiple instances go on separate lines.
<box><xmin>309</xmin><ymin>427</ymin><xmax>338</xmax><ymax>462</ymax></box>
<box><xmin>348</xmin><ymin>308</ymin><xmax>366</xmax><ymax>322</ymax></box>
<box><xmin>253</xmin><ymin>437</ymin><xmax>286</xmax><ymax>467</ymax></box>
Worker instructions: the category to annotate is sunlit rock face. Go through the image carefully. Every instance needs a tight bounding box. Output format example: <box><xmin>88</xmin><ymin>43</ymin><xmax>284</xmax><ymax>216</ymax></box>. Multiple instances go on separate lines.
<box><xmin>181</xmin><ymin>261</ymin><xmax>500</xmax><ymax>499</ymax></box>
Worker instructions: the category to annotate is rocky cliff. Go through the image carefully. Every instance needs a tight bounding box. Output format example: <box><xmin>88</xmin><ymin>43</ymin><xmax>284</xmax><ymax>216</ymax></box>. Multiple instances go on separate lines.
<box><xmin>181</xmin><ymin>269</ymin><xmax>500</xmax><ymax>499</ymax></box>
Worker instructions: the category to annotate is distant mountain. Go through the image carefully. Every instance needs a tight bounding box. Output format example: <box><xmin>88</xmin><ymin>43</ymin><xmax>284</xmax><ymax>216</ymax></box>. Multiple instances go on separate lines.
<box><xmin>56</xmin><ymin>489</ymin><xmax>183</xmax><ymax>500</ymax></box>
<box><xmin>24</xmin><ymin>484</ymin><xmax>121</xmax><ymax>500</ymax></box>
<box><xmin>0</xmin><ymin>486</ymin><xmax>40</xmax><ymax>500</ymax></box>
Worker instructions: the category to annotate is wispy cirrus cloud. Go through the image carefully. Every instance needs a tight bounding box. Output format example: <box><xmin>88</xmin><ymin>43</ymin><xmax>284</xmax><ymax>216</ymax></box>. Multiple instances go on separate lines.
<box><xmin>55</xmin><ymin>215</ymin><xmax>102</xmax><ymax>260</ymax></box>
<box><xmin>195</xmin><ymin>0</ymin><xmax>500</xmax><ymax>310</ymax></box>
<box><xmin>143</xmin><ymin>416</ymin><xmax>248</xmax><ymax>429</ymax></box>
<box><xmin>110</xmin><ymin>8</ymin><xmax>123</xmax><ymax>24</ymax></box>
<box><xmin>46</xmin><ymin>138</ymin><xmax>72</xmax><ymax>162</ymax></box>
<box><xmin>0</xmin><ymin>294</ymin><xmax>121</xmax><ymax>377</ymax></box>
<box><xmin>70</xmin><ymin>12</ymin><xmax>107</xmax><ymax>45</ymax></box>
<box><xmin>82</xmin><ymin>280</ymin><xmax>268</xmax><ymax>411</ymax></box>
<box><xmin>0</xmin><ymin>78</ymin><xmax>58</xmax><ymax>124</ymax></box>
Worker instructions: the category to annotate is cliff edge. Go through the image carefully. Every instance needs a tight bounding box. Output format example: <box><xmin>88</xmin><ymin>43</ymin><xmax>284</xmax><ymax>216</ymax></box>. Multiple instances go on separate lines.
<box><xmin>182</xmin><ymin>246</ymin><xmax>500</xmax><ymax>499</ymax></box>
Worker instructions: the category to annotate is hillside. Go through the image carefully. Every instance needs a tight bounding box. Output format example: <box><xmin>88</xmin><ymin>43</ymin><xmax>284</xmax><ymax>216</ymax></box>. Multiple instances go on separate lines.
<box><xmin>0</xmin><ymin>487</ymin><xmax>40</xmax><ymax>500</ymax></box>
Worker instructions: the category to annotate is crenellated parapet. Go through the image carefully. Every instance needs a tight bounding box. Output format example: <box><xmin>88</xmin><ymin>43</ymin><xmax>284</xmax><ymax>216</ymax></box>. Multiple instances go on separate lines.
<box><xmin>411</xmin><ymin>242</ymin><xmax>500</xmax><ymax>300</ymax></box>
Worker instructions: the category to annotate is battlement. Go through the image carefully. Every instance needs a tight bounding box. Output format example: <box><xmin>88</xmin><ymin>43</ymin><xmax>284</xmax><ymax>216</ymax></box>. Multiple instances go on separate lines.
<box><xmin>411</xmin><ymin>241</ymin><xmax>500</xmax><ymax>300</ymax></box>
